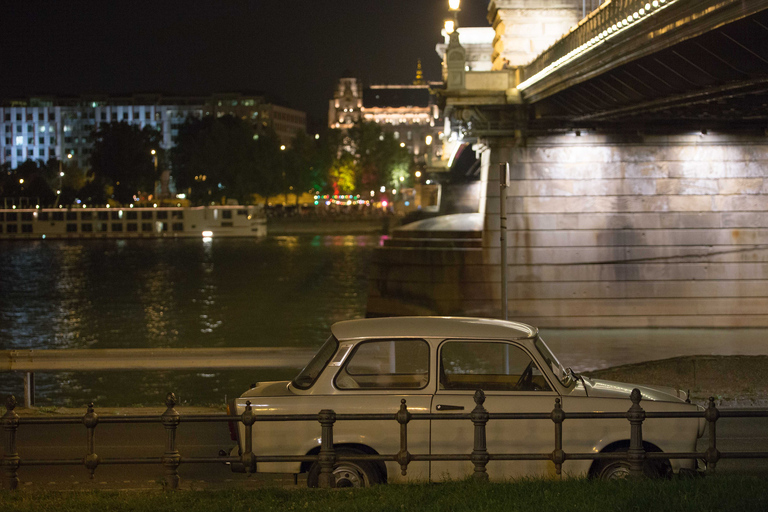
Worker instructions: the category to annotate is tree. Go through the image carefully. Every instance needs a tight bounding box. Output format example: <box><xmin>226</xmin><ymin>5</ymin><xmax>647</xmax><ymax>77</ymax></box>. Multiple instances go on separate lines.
<box><xmin>343</xmin><ymin>120</ymin><xmax>413</xmax><ymax>194</ymax></box>
<box><xmin>283</xmin><ymin>130</ymin><xmax>322</xmax><ymax>204</ymax></box>
<box><xmin>328</xmin><ymin>153</ymin><xmax>357</xmax><ymax>194</ymax></box>
<box><xmin>90</xmin><ymin>122</ymin><xmax>161</xmax><ymax>204</ymax></box>
<box><xmin>173</xmin><ymin>115</ymin><xmax>267</xmax><ymax>205</ymax></box>
<box><xmin>0</xmin><ymin>159</ymin><xmax>56</xmax><ymax>205</ymax></box>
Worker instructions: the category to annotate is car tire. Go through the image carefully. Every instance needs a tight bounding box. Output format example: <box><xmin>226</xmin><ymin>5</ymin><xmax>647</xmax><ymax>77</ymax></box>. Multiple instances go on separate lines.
<box><xmin>593</xmin><ymin>458</ymin><xmax>671</xmax><ymax>480</ymax></box>
<box><xmin>307</xmin><ymin>448</ymin><xmax>384</xmax><ymax>488</ymax></box>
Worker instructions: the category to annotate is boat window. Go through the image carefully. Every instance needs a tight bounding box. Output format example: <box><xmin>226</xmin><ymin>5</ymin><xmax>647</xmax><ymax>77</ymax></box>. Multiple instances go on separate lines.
<box><xmin>292</xmin><ymin>336</ymin><xmax>339</xmax><ymax>390</ymax></box>
<box><xmin>440</xmin><ymin>341</ymin><xmax>551</xmax><ymax>392</ymax></box>
<box><xmin>156</xmin><ymin>211</ymin><xmax>168</xmax><ymax>220</ymax></box>
<box><xmin>81</xmin><ymin>212</ymin><xmax>93</xmax><ymax>221</ymax></box>
<box><xmin>66</xmin><ymin>212</ymin><xmax>78</xmax><ymax>221</ymax></box>
<box><xmin>7</xmin><ymin>212</ymin><xmax>17</xmax><ymax>222</ymax></box>
<box><xmin>38</xmin><ymin>212</ymin><xmax>48</xmax><ymax>221</ymax></box>
<box><xmin>141</xmin><ymin>211</ymin><xmax>153</xmax><ymax>220</ymax></box>
<box><xmin>335</xmin><ymin>339</ymin><xmax>429</xmax><ymax>390</ymax></box>
<box><xmin>22</xmin><ymin>212</ymin><xmax>33</xmax><ymax>221</ymax></box>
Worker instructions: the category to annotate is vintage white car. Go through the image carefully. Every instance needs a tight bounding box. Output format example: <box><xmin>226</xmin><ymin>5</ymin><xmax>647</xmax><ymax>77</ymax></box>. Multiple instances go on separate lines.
<box><xmin>231</xmin><ymin>317</ymin><xmax>703</xmax><ymax>486</ymax></box>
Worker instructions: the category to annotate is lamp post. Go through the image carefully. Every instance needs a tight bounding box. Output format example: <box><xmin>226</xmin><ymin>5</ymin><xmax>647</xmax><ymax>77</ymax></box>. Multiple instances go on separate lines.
<box><xmin>448</xmin><ymin>0</ymin><xmax>461</xmax><ymax>29</ymax></box>
<box><xmin>54</xmin><ymin>153</ymin><xmax>72</xmax><ymax>207</ymax></box>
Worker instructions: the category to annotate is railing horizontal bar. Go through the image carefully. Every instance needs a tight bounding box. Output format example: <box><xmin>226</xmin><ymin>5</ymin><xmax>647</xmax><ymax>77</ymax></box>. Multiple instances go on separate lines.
<box><xmin>560</xmin><ymin>412</ymin><xmax>628</xmax><ymax>419</ymax></box>
<box><xmin>647</xmin><ymin>452</ymin><xmax>702</xmax><ymax>460</ymax></box>
<box><xmin>490</xmin><ymin>413</ymin><xmax>551</xmax><ymax>420</ymax></box>
<box><xmin>253</xmin><ymin>456</ymin><xmax>319</xmax><ymax>463</ymax></box>
<box><xmin>99</xmin><ymin>417</ymin><xmax>161</xmax><ymax>423</ymax></box>
<box><xmin>179</xmin><ymin>416</ymin><xmax>239</xmax><ymax>422</ymax></box>
<box><xmin>335</xmin><ymin>414</ymin><xmax>397</xmax><ymax>421</ymax></box>
<box><xmin>645</xmin><ymin>412</ymin><xmax>703</xmax><ymax>419</ymax></box>
<box><xmin>18</xmin><ymin>418</ymin><xmax>84</xmax><ymax>424</ymax></box>
<box><xmin>179</xmin><ymin>457</ymin><xmax>240</xmax><ymax>464</ymax></box>
<box><xmin>20</xmin><ymin>459</ymin><xmax>82</xmax><ymax>466</ymax></box>
<box><xmin>413</xmin><ymin>454</ymin><xmax>472</xmax><ymax>461</ymax></box>
<box><xmin>719</xmin><ymin>411</ymin><xmax>768</xmax><ymax>418</ymax></box>
<box><xmin>489</xmin><ymin>454</ymin><xmax>551</xmax><ymax>461</ymax></box>
<box><xmin>720</xmin><ymin>452</ymin><xmax>768</xmax><ymax>459</ymax></box>
<box><xmin>99</xmin><ymin>458</ymin><xmax>162</xmax><ymax>464</ymax></box>
<box><xmin>564</xmin><ymin>452</ymin><xmax>626</xmax><ymax>460</ymax></box>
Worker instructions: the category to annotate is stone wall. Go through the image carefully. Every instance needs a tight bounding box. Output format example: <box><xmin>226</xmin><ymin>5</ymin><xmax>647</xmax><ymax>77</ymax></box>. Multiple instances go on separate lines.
<box><xmin>482</xmin><ymin>133</ymin><xmax>768</xmax><ymax>327</ymax></box>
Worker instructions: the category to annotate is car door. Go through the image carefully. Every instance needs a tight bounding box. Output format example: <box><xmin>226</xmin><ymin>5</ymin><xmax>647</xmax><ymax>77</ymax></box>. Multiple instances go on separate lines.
<box><xmin>430</xmin><ymin>339</ymin><xmax>561</xmax><ymax>481</ymax></box>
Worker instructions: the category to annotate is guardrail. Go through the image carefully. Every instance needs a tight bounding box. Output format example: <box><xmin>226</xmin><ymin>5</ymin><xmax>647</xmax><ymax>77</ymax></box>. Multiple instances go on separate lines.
<box><xmin>520</xmin><ymin>0</ymin><xmax>686</xmax><ymax>90</ymax></box>
<box><xmin>1</xmin><ymin>347</ymin><xmax>314</xmax><ymax>408</ymax></box>
<box><xmin>4</xmin><ymin>389</ymin><xmax>768</xmax><ymax>490</ymax></box>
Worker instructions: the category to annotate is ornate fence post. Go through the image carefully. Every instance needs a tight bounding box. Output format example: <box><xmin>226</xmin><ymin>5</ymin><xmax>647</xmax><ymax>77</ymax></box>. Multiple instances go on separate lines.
<box><xmin>82</xmin><ymin>403</ymin><xmax>100</xmax><ymax>479</ymax></box>
<box><xmin>160</xmin><ymin>392</ymin><xmax>181</xmax><ymax>490</ymax></box>
<box><xmin>2</xmin><ymin>396</ymin><xmax>20</xmax><ymax>490</ymax></box>
<box><xmin>550</xmin><ymin>398</ymin><xmax>566</xmax><ymax>478</ymax></box>
<box><xmin>317</xmin><ymin>409</ymin><xmax>337</xmax><ymax>488</ymax></box>
<box><xmin>396</xmin><ymin>399</ymin><xmax>412</xmax><ymax>476</ymax></box>
<box><xmin>627</xmin><ymin>388</ymin><xmax>647</xmax><ymax>478</ymax></box>
<box><xmin>704</xmin><ymin>397</ymin><xmax>721</xmax><ymax>474</ymax></box>
<box><xmin>240</xmin><ymin>400</ymin><xmax>257</xmax><ymax>474</ymax></box>
<box><xmin>470</xmin><ymin>390</ymin><xmax>490</xmax><ymax>481</ymax></box>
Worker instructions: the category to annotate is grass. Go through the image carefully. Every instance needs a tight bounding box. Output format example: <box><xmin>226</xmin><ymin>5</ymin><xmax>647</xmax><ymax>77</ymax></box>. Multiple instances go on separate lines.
<box><xmin>3</xmin><ymin>477</ymin><xmax>768</xmax><ymax>512</ymax></box>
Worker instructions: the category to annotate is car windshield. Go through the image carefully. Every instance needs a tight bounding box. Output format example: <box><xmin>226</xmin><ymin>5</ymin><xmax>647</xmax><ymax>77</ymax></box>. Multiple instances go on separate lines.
<box><xmin>291</xmin><ymin>336</ymin><xmax>338</xmax><ymax>390</ymax></box>
<box><xmin>534</xmin><ymin>336</ymin><xmax>572</xmax><ymax>387</ymax></box>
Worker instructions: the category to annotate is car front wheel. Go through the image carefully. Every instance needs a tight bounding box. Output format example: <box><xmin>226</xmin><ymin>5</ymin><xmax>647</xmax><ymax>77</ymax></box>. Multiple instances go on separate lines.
<box><xmin>593</xmin><ymin>458</ymin><xmax>671</xmax><ymax>480</ymax></box>
<box><xmin>307</xmin><ymin>448</ymin><xmax>384</xmax><ymax>488</ymax></box>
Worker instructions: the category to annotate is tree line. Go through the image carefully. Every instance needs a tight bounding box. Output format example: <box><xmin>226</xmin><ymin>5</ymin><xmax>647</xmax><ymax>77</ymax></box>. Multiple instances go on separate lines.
<box><xmin>0</xmin><ymin>116</ymin><xmax>414</xmax><ymax>207</ymax></box>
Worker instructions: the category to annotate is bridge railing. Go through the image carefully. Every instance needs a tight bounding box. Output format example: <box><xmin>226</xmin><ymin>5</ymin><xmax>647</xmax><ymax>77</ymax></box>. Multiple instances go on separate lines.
<box><xmin>520</xmin><ymin>0</ymin><xmax>681</xmax><ymax>90</ymax></box>
<box><xmin>3</xmin><ymin>389</ymin><xmax>768</xmax><ymax>490</ymax></box>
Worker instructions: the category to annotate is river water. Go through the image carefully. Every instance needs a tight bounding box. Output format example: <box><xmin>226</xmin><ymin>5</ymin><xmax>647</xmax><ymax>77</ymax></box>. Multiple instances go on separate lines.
<box><xmin>0</xmin><ymin>235</ymin><xmax>381</xmax><ymax>407</ymax></box>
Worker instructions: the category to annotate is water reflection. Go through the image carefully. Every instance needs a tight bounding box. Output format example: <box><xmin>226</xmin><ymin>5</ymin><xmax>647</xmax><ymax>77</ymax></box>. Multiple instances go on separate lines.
<box><xmin>0</xmin><ymin>235</ymin><xmax>380</xmax><ymax>405</ymax></box>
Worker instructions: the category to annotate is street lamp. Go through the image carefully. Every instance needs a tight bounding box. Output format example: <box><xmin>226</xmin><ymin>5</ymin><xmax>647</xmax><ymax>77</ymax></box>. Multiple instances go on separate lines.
<box><xmin>448</xmin><ymin>0</ymin><xmax>461</xmax><ymax>28</ymax></box>
<box><xmin>54</xmin><ymin>153</ymin><xmax>72</xmax><ymax>207</ymax></box>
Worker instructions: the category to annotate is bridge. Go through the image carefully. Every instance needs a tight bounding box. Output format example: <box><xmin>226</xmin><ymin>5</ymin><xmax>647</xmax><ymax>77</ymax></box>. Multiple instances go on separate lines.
<box><xmin>368</xmin><ymin>0</ymin><xmax>768</xmax><ymax>328</ymax></box>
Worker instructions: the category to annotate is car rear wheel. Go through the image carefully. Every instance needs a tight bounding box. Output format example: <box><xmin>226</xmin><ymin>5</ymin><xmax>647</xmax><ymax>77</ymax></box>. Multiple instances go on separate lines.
<box><xmin>307</xmin><ymin>448</ymin><xmax>384</xmax><ymax>488</ymax></box>
<box><xmin>593</xmin><ymin>458</ymin><xmax>671</xmax><ymax>480</ymax></box>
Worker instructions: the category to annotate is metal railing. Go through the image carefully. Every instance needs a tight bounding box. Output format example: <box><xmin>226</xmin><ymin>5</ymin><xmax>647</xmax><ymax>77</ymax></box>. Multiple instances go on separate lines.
<box><xmin>3</xmin><ymin>389</ymin><xmax>768</xmax><ymax>490</ymax></box>
<box><xmin>521</xmin><ymin>0</ymin><xmax>687</xmax><ymax>87</ymax></box>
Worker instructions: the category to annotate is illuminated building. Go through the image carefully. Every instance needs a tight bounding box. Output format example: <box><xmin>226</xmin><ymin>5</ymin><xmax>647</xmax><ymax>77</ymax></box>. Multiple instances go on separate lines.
<box><xmin>328</xmin><ymin>62</ymin><xmax>442</xmax><ymax>164</ymax></box>
<box><xmin>0</xmin><ymin>93</ymin><xmax>307</xmax><ymax>169</ymax></box>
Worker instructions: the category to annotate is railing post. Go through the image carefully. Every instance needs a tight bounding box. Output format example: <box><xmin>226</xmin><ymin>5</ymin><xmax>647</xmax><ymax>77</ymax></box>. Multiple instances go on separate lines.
<box><xmin>470</xmin><ymin>390</ymin><xmax>490</xmax><ymax>481</ymax></box>
<box><xmin>2</xmin><ymin>396</ymin><xmax>20</xmax><ymax>490</ymax></box>
<box><xmin>23</xmin><ymin>372</ymin><xmax>34</xmax><ymax>408</ymax></box>
<box><xmin>550</xmin><ymin>397</ymin><xmax>566</xmax><ymax>478</ymax></box>
<box><xmin>704</xmin><ymin>397</ymin><xmax>721</xmax><ymax>474</ymax></box>
<box><xmin>160</xmin><ymin>392</ymin><xmax>181</xmax><ymax>490</ymax></box>
<box><xmin>82</xmin><ymin>402</ymin><xmax>100</xmax><ymax>479</ymax></box>
<box><xmin>627</xmin><ymin>388</ymin><xmax>646</xmax><ymax>478</ymax></box>
<box><xmin>317</xmin><ymin>409</ymin><xmax>337</xmax><ymax>488</ymax></box>
<box><xmin>241</xmin><ymin>400</ymin><xmax>257</xmax><ymax>474</ymax></box>
<box><xmin>396</xmin><ymin>399</ymin><xmax>412</xmax><ymax>476</ymax></box>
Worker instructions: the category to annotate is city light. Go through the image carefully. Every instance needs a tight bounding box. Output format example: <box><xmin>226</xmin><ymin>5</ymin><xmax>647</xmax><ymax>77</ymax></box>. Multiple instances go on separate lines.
<box><xmin>415</xmin><ymin>171</ymin><xmax>422</xmax><ymax>178</ymax></box>
<box><xmin>444</xmin><ymin>20</ymin><xmax>455</xmax><ymax>34</ymax></box>
<box><xmin>280</xmin><ymin>145</ymin><xmax>286</xmax><ymax>151</ymax></box>
<box><xmin>399</xmin><ymin>176</ymin><xmax>405</xmax><ymax>182</ymax></box>
<box><xmin>400</xmin><ymin>142</ymin><xmax>406</xmax><ymax>147</ymax></box>
<box><xmin>19</xmin><ymin>179</ymin><xmax>24</xmax><ymax>184</ymax></box>
<box><xmin>449</xmin><ymin>0</ymin><xmax>461</xmax><ymax>10</ymax></box>
<box><xmin>425</xmin><ymin>135</ymin><xmax>433</xmax><ymax>145</ymax></box>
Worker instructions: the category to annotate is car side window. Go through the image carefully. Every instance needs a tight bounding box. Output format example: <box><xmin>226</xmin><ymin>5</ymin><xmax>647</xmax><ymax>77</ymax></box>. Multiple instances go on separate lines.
<box><xmin>440</xmin><ymin>341</ymin><xmax>551</xmax><ymax>392</ymax></box>
<box><xmin>335</xmin><ymin>339</ymin><xmax>429</xmax><ymax>390</ymax></box>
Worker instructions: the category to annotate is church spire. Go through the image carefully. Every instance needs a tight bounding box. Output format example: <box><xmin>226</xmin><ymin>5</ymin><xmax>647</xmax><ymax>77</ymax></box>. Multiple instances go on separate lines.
<box><xmin>413</xmin><ymin>59</ymin><xmax>425</xmax><ymax>85</ymax></box>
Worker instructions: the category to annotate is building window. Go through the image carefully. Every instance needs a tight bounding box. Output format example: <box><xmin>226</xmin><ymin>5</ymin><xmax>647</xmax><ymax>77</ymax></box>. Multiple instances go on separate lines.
<box><xmin>127</xmin><ymin>223</ymin><xmax>138</xmax><ymax>232</ymax></box>
<box><xmin>142</xmin><ymin>222</ymin><xmax>152</xmax><ymax>232</ymax></box>
<box><xmin>39</xmin><ymin>113</ymin><xmax>44</xmax><ymax>121</ymax></box>
<box><xmin>50</xmin><ymin>137</ymin><xmax>55</xmax><ymax>144</ymax></box>
<box><xmin>111</xmin><ymin>223</ymin><xmax>123</xmax><ymax>232</ymax></box>
<box><xmin>16</xmin><ymin>149</ymin><xmax>21</xmax><ymax>157</ymax></box>
<box><xmin>123</xmin><ymin>112</ymin><xmax>128</xmax><ymax>120</ymax></box>
<box><xmin>66</xmin><ymin>223</ymin><xmax>77</xmax><ymax>232</ymax></box>
<box><xmin>4</xmin><ymin>138</ymin><xmax>9</xmax><ymax>145</ymax></box>
<box><xmin>81</xmin><ymin>223</ymin><xmax>93</xmax><ymax>232</ymax></box>
<box><xmin>172</xmin><ymin>222</ymin><xmax>183</xmax><ymax>232</ymax></box>
<box><xmin>16</xmin><ymin>113</ymin><xmax>21</xmax><ymax>121</ymax></box>
<box><xmin>101</xmin><ymin>112</ymin><xmax>107</xmax><ymax>120</ymax></box>
<box><xmin>222</xmin><ymin>210</ymin><xmax>232</xmax><ymax>219</ymax></box>
<box><xmin>112</xmin><ymin>113</ymin><xmax>117</xmax><ymax>121</ymax></box>
<box><xmin>39</xmin><ymin>137</ymin><xmax>44</xmax><ymax>144</ymax></box>
<box><xmin>39</xmin><ymin>149</ymin><xmax>45</xmax><ymax>157</ymax></box>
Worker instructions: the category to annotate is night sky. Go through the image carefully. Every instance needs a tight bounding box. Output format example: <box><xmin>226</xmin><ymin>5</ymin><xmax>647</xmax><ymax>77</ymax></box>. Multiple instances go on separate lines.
<box><xmin>2</xmin><ymin>0</ymin><xmax>491</xmax><ymax>130</ymax></box>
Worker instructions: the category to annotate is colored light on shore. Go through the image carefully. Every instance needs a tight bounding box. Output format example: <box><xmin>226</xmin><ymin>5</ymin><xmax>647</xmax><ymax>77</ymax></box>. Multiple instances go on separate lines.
<box><xmin>202</xmin><ymin>231</ymin><xmax>213</xmax><ymax>238</ymax></box>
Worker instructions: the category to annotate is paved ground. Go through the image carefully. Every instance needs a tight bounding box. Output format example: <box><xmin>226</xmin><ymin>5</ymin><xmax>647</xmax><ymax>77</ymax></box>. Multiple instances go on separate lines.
<box><xmin>540</xmin><ymin>328</ymin><xmax>768</xmax><ymax>372</ymax></box>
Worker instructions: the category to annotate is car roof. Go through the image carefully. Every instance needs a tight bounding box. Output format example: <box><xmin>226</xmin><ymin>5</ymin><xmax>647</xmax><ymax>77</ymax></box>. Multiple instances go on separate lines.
<box><xmin>331</xmin><ymin>316</ymin><xmax>538</xmax><ymax>342</ymax></box>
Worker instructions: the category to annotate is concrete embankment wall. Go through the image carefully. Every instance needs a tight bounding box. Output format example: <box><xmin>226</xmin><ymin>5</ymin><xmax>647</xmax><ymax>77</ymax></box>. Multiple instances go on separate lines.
<box><xmin>484</xmin><ymin>133</ymin><xmax>768</xmax><ymax>327</ymax></box>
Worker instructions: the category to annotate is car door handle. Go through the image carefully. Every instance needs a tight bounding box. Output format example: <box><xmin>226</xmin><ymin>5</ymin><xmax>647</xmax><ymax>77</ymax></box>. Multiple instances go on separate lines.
<box><xmin>436</xmin><ymin>404</ymin><xmax>464</xmax><ymax>411</ymax></box>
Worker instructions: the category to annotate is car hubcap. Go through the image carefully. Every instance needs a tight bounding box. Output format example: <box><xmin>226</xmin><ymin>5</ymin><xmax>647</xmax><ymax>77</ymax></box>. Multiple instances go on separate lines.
<box><xmin>603</xmin><ymin>463</ymin><xmax>631</xmax><ymax>480</ymax></box>
<box><xmin>333</xmin><ymin>464</ymin><xmax>366</xmax><ymax>487</ymax></box>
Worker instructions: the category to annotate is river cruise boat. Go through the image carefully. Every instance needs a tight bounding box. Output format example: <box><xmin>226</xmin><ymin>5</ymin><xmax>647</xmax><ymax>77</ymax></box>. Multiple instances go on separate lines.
<box><xmin>0</xmin><ymin>205</ymin><xmax>267</xmax><ymax>240</ymax></box>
